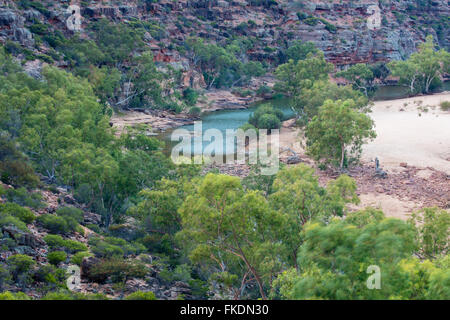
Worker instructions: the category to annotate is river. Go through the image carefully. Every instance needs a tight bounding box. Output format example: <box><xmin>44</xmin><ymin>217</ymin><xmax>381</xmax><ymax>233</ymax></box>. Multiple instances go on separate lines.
<box><xmin>161</xmin><ymin>83</ymin><xmax>450</xmax><ymax>156</ymax></box>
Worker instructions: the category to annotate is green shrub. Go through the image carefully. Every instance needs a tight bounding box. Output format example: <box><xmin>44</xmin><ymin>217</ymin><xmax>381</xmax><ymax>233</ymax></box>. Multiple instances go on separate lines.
<box><xmin>90</xmin><ymin>240</ymin><xmax>124</xmax><ymax>258</ymax></box>
<box><xmin>183</xmin><ymin>88</ymin><xmax>199</xmax><ymax>106</ymax></box>
<box><xmin>0</xmin><ymin>202</ymin><xmax>35</xmax><ymax>224</ymax></box>
<box><xmin>104</xmin><ymin>237</ymin><xmax>143</xmax><ymax>255</ymax></box>
<box><xmin>43</xmin><ymin>234</ymin><xmax>88</xmax><ymax>253</ymax></box>
<box><xmin>0</xmin><ymin>137</ymin><xmax>40</xmax><ymax>188</ymax></box>
<box><xmin>6</xmin><ymin>254</ymin><xmax>35</xmax><ymax>277</ymax></box>
<box><xmin>297</xmin><ymin>12</ymin><xmax>308</xmax><ymax>20</ymax></box>
<box><xmin>125</xmin><ymin>291</ymin><xmax>157</xmax><ymax>300</ymax></box>
<box><xmin>256</xmin><ymin>85</ymin><xmax>271</xmax><ymax>97</ymax></box>
<box><xmin>89</xmin><ymin>236</ymin><xmax>144</xmax><ymax>258</ymax></box>
<box><xmin>33</xmin><ymin>264</ymin><xmax>66</xmax><ymax>285</ymax></box>
<box><xmin>304</xmin><ymin>17</ymin><xmax>319</xmax><ymax>26</ymax></box>
<box><xmin>90</xmin><ymin>258</ymin><xmax>147</xmax><ymax>283</ymax></box>
<box><xmin>71</xmin><ymin>251</ymin><xmax>92</xmax><ymax>266</ymax></box>
<box><xmin>47</xmin><ymin>251</ymin><xmax>67</xmax><ymax>265</ymax></box>
<box><xmin>188</xmin><ymin>106</ymin><xmax>201</xmax><ymax>117</ymax></box>
<box><xmin>0</xmin><ymin>291</ymin><xmax>31</xmax><ymax>300</ymax></box>
<box><xmin>239</xmin><ymin>123</ymin><xmax>258</xmax><ymax>134</ymax></box>
<box><xmin>440</xmin><ymin>101</ymin><xmax>450</xmax><ymax>111</ymax></box>
<box><xmin>5</xmin><ymin>187</ymin><xmax>43</xmax><ymax>209</ymax></box>
<box><xmin>257</xmin><ymin>113</ymin><xmax>281</xmax><ymax>130</ymax></box>
<box><xmin>37</xmin><ymin>214</ymin><xmax>69</xmax><ymax>234</ymax></box>
<box><xmin>0</xmin><ymin>265</ymin><xmax>11</xmax><ymax>290</ymax></box>
<box><xmin>41</xmin><ymin>290</ymin><xmax>76</xmax><ymax>300</ymax></box>
<box><xmin>64</xmin><ymin>239</ymin><xmax>88</xmax><ymax>253</ymax></box>
<box><xmin>188</xmin><ymin>279</ymin><xmax>209</xmax><ymax>298</ymax></box>
<box><xmin>37</xmin><ymin>214</ymin><xmax>78</xmax><ymax>234</ymax></box>
<box><xmin>159</xmin><ymin>264</ymin><xmax>192</xmax><ymax>283</ymax></box>
<box><xmin>249</xmin><ymin>104</ymin><xmax>284</xmax><ymax>130</ymax></box>
<box><xmin>43</xmin><ymin>234</ymin><xmax>66</xmax><ymax>248</ymax></box>
<box><xmin>0</xmin><ymin>214</ymin><xmax>28</xmax><ymax>232</ymax></box>
<box><xmin>29</xmin><ymin>23</ymin><xmax>49</xmax><ymax>35</ymax></box>
<box><xmin>56</xmin><ymin>206</ymin><xmax>84</xmax><ymax>223</ymax></box>
<box><xmin>86</xmin><ymin>223</ymin><xmax>101</xmax><ymax>233</ymax></box>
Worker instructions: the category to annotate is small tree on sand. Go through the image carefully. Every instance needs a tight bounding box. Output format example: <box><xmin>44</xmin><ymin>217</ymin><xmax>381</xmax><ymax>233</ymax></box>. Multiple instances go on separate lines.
<box><xmin>306</xmin><ymin>99</ymin><xmax>376</xmax><ymax>169</ymax></box>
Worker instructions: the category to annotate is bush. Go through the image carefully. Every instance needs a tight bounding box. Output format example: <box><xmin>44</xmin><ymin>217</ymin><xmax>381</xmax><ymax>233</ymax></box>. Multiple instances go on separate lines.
<box><xmin>0</xmin><ymin>265</ymin><xmax>11</xmax><ymax>290</ymax></box>
<box><xmin>43</xmin><ymin>234</ymin><xmax>66</xmax><ymax>248</ymax></box>
<box><xmin>41</xmin><ymin>290</ymin><xmax>76</xmax><ymax>300</ymax></box>
<box><xmin>440</xmin><ymin>101</ymin><xmax>450</xmax><ymax>111</ymax></box>
<box><xmin>188</xmin><ymin>106</ymin><xmax>201</xmax><ymax>117</ymax></box>
<box><xmin>183</xmin><ymin>88</ymin><xmax>199</xmax><ymax>106</ymax></box>
<box><xmin>33</xmin><ymin>264</ymin><xmax>66</xmax><ymax>285</ymax></box>
<box><xmin>5</xmin><ymin>187</ymin><xmax>43</xmax><ymax>209</ymax></box>
<box><xmin>43</xmin><ymin>234</ymin><xmax>88</xmax><ymax>253</ymax></box>
<box><xmin>304</xmin><ymin>17</ymin><xmax>319</xmax><ymax>26</ymax></box>
<box><xmin>89</xmin><ymin>236</ymin><xmax>144</xmax><ymax>258</ymax></box>
<box><xmin>86</xmin><ymin>223</ymin><xmax>101</xmax><ymax>233</ymax></box>
<box><xmin>71</xmin><ymin>251</ymin><xmax>92</xmax><ymax>266</ymax></box>
<box><xmin>37</xmin><ymin>214</ymin><xmax>69</xmax><ymax>234</ymax></box>
<box><xmin>159</xmin><ymin>264</ymin><xmax>192</xmax><ymax>283</ymax></box>
<box><xmin>0</xmin><ymin>137</ymin><xmax>39</xmax><ymax>187</ymax></box>
<box><xmin>0</xmin><ymin>202</ymin><xmax>35</xmax><ymax>224</ymax></box>
<box><xmin>90</xmin><ymin>239</ymin><xmax>124</xmax><ymax>258</ymax></box>
<box><xmin>90</xmin><ymin>258</ymin><xmax>147</xmax><ymax>283</ymax></box>
<box><xmin>0</xmin><ymin>291</ymin><xmax>31</xmax><ymax>300</ymax></box>
<box><xmin>257</xmin><ymin>113</ymin><xmax>281</xmax><ymax>130</ymax></box>
<box><xmin>47</xmin><ymin>251</ymin><xmax>67</xmax><ymax>265</ymax></box>
<box><xmin>6</xmin><ymin>254</ymin><xmax>35</xmax><ymax>277</ymax></box>
<box><xmin>256</xmin><ymin>85</ymin><xmax>271</xmax><ymax>97</ymax></box>
<box><xmin>29</xmin><ymin>23</ymin><xmax>49</xmax><ymax>35</ymax></box>
<box><xmin>56</xmin><ymin>206</ymin><xmax>84</xmax><ymax>223</ymax></box>
<box><xmin>249</xmin><ymin>104</ymin><xmax>284</xmax><ymax>130</ymax></box>
<box><xmin>64</xmin><ymin>239</ymin><xmax>88</xmax><ymax>253</ymax></box>
<box><xmin>0</xmin><ymin>214</ymin><xmax>28</xmax><ymax>232</ymax></box>
<box><xmin>297</xmin><ymin>12</ymin><xmax>308</xmax><ymax>20</ymax></box>
<box><xmin>125</xmin><ymin>291</ymin><xmax>157</xmax><ymax>300</ymax></box>
<box><xmin>239</xmin><ymin>123</ymin><xmax>258</xmax><ymax>134</ymax></box>
<box><xmin>41</xmin><ymin>290</ymin><xmax>109</xmax><ymax>300</ymax></box>
<box><xmin>37</xmin><ymin>214</ymin><xmax>78</xmax><ymax>234</ymax></box>
<box><xmin>409</xmin><ymin>207</ymin><xmax>450</xmax><ymax>258</ymax></box>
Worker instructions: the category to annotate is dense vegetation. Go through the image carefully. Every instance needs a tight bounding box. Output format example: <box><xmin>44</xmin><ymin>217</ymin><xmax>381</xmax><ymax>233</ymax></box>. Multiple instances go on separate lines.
<box><xmin>0</xmin><ymin>3</ymin><xmax>449</xmax><ymax>299</ymax></box>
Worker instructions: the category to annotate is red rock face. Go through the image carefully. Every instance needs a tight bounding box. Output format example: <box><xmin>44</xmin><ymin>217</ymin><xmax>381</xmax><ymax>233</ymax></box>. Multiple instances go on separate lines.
<box><xmin>0</xmin><ymin>0</ymin><xmax>448</xmax><ymax>69</ymax></box>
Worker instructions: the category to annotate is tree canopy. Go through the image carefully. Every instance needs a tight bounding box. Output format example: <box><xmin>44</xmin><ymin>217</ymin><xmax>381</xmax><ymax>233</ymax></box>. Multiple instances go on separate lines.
<box><xmin>388</xmin><ymin>35</ymin><xmax>450</xmax><ymax>94</ymax></box>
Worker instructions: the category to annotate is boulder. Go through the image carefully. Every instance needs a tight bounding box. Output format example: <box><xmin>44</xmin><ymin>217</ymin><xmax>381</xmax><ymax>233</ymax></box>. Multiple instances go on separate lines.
<box><xmin>108</xmin><ymin>223</ymin><xmax>141</xmax><ymax>241</ymax></box>
<box><xmin>23</xmin><ymin>9</ymin><xmax>42</xmax><ymax>22</ymax></box>
<box><xmin>164</xmin><ymin>281</ymin><xmax>193</xmax><ymax>300</ymax></box>
<box><xmin>286</xmin><ymin>155</ymin><xmax>302</xmax><ymax>165</ymax></box>
<box><xmin>2</xmin><ymin>226</ymin><xmax>45</xmax><ymax>249</ymax></box>
<box><xmin>14</xmin><ymin>28</ymin><xmax>34</xmax><ymax>47</ymax></box>
<box><xmin>0</xmin><ymin>9</ymin><xmax>17</xmax><ymax>26</ymax></box>
<box><xmin>23</xmin><ymin>60</ymin><xmax>44</xmax><ymax>80</ymax></box>
<box><xmin>83</xmin><ymin>211</ymin><xmax>102</xmax><ymax>226</ymax></box>
<box><xmin>119</xmin><ymin>6</ymin><xmax>138</xmax><ymax>17</ymax></box>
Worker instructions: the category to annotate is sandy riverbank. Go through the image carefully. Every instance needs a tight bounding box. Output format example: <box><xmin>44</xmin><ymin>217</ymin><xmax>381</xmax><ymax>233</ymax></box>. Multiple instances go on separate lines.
<box><xmin>110</xmin><ymin>110</ymin><xmax>195</xmax><ymax>134</ymax></box>
<box><xmin>362</xmin><ymin>92</ymin><xmax>450</xmax><ymax>174</ymax></box>
<box><xmin>273</xmin><ymin>92</ymin><xmax>450</xmax><ymax>219</ymax></box>
<box><xmin>110</xmin><ymin>90</ymin><xmax>264</xmax><ymax>133</ymax></box>
<box><xmin>275</xmin><ymin>92</ymin><xmax>450</xmax><ymax>174</ymax></box>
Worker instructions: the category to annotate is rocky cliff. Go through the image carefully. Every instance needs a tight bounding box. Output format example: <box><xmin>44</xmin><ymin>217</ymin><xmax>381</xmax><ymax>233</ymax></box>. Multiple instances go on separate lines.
<box><xmin>0</xmin><ymin>0</ymin><xmax>448</xmax><ymax>73</ymax></box>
